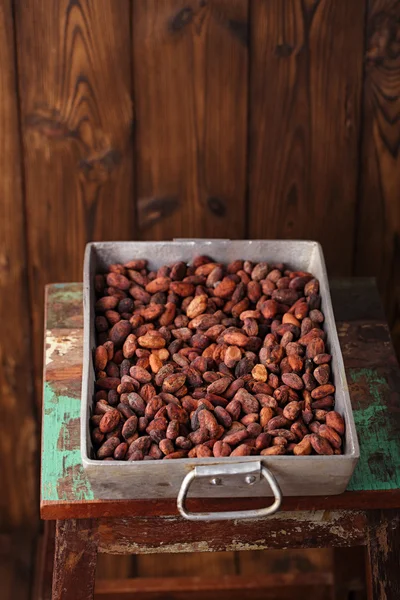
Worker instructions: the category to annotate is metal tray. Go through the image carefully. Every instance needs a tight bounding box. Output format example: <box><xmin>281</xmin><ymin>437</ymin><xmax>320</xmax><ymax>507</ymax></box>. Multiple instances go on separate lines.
<box><xmin>81</xmin><ymin>240</ymin><xmax>359</xmax><ymax>519</ymax></box>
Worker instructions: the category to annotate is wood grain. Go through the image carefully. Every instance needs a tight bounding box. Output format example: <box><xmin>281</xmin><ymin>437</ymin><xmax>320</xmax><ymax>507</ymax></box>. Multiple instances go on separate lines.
<box><xmin>238</xmin><ymin>548</ymin><xmax>332</xmax><ymax>578</ymax></box>
<box><xmin>355</xmin><ymin>0</ymin><xmax>400</xmax><ymax>360</ymax></box>
<box><xmin>53</xmin><ymin>519</ymin><xmax>98</xmax><ymax>600</ymax></box>
<box><xmin>0</xmin><ymin>532</ymin><xmax>35</xmax><ymax>600</ymax></box>
<box><xmin>366</xmin><ymin>509</ymin><xmax>400</xmax><ymax>600</ymax></box>
<box><xmin>94</xmin><ymin>573</ymin><xmax>334</xmax><ymax>600</ymax></box>
<box><xmin>136</xmin><ymin>551</ymin><xmax>237</xmax><ymax>579</ymax></box>
<box><xmin>0</xmin><ymin>0</ymin><xmax>38</xmax><ymax>530</ymax></box>
<box><xmin>33</xmin><ymin>522</ymin><xmax>55</xmax><ymax>600</ymax></box>
<box><xmin>96</xmin><ymin>555</ymin><xmax>135</xmax><ymax>581</ymax></box>
<box><xmin>248</xmin><ymin>0</ymin><xmax>364</xmax><ymax>276</ymax></box>
<box><xmin>132</xmin><ymin>0</ymin><xmax>248</xmax><ymax>238</ymax></box>
<box><xmin>15</xmin><ymin>0</ymin><xmax>134</xmax><ymax>407</ymax></box>
<box><xmin>95</xmin><ymin>511</ymin><xmax>367</xmax><ymax>552</ymax></box>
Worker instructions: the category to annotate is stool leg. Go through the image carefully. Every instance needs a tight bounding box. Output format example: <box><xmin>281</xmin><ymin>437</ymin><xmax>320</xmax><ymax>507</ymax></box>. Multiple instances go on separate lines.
<box><xmin>366</xmin><ymin>510</ymin><xmax>400</xmax><ymax>600</ymax></box>
<box><xmin>52</xmin><ymin>519</ymin><xmax>98</xmax><ymax>600</ymax></box>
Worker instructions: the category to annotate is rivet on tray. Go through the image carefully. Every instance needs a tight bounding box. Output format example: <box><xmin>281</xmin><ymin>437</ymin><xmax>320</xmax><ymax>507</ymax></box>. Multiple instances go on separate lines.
<box><xmin>245</xmin><ymin>475</ymin><xmax>257</xmax><ymax>485</ymax></box>
<box><xmin>210</xmin><ymin>477</ymin><xmax>222</xmax><ymax>486</ymax></box>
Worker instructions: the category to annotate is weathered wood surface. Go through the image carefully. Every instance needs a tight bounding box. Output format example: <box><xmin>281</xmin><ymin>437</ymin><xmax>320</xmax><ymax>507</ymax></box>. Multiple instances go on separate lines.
<box><xmin>41</xmin><ymin>279</ymin><xmax>400</xmax><ymax>519</ymax></box>
<box><xmin>52</xmin><ymin>519</ymin><xmax>98</xmax><ymax>600</ymax></box>
<box><xmin>37</xmin><ymin>522</ymin><xmax>339</xmax><ymax>599</ymax></box>
<box><xmin>366</xmin><ymin>509</ymin><xmax>400</xmax><ymax>600</ymax></box>
<box><xmin>95</xmin><ymin>511</ymin><xmax>367</xmax><ymax>553</ymax></box>
<box><xmin>0</xmin><ymin>532</ymin><xmax>36</xmax><ymax>600</ymax></box>
<box><xmin>51</xmin><ymin>512</ymin><xmax>365</xmax><ymax>600</ymax></box>
<box><xmin>0</xmin><ymin>0</ymin><xmax>38</xmax><ymax>530</ymax></box>
<box><xmin>133</xmin><ymin>0</ymin><xmax>248</xmax><ymax>238</ymax></box>
<box><xmin>33</xmin><ymin>522</ymin><xmax>55</xmax><ymax>600</ymax></box>
<box><xmin>15</xmin><ymin>0</ymin><xmax>134</xmax><ymax>409</ymax></box>
<box><xmin>355</xmin><ymin>0</ymin><xmax>400</xmax><ymax>357</ymax></box>
<box><xmin>248</xmin><ymin>0</ymin><xmax>364</xmax><ymax>277</ymax></box>
<box><xmin>94</xmin><ymin>573</ymin><xmax>334</xmax><ymax>600</ymax></box>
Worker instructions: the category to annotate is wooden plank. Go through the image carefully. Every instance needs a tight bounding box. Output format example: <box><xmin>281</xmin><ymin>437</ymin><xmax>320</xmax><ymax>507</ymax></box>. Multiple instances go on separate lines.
<box><xmin>355</xmin><ymin>0</ymin><xmax>400</xmax><ymax>360</ymax></box>
<box><xmin>366</xmin><ymin>509</ymin><xmax>400</xmax><ymax>600</ymax></box>
<box><xmin>238</xmin><ymin>548</ymin><xmax>333</xmax><ymax>578</ymax></box>
<box><xmin>95</xmin><ymin>511</ymin><xmax>367</xmax><ymax>553</ymax></box>
<box><xmin>346</xmin><ymin>366</ymin><xmax>400</xmax><ymax>492</ymax></box>
<box><xmin>136</xmin><ymin>550</ymin><xmax>237</xmax><ymax>579</ymax></box>
<box><xmin>52</xmin><ymin>519</ymin><xmax>98</xmax><ymax>600</ymax></box>
<box><xmin>0</xmin><ymin>532</ymin><xmax>36</xmax><ymax>600</ymax></box>
<box><xmin>15</xmin><ymin>0</ymin><xmax>134</xmax><ymax>408</ymax></box>
<box><xmin>33</xmin><ymin>522</ymin><xmax>55</xmax><ymax>600</ymax></box>
<box><xmin>248</xmin><ymin>0</ymin><xmax>364</xmax><ymax>276</ymax></box>
<box><xmin>96</xmin><ymin>555</ymin><xmax>135</xmax><ymax>581</ymax></box>
<box><xmin>42</xmin><ymin>492</ymin><xmax>400</xmax><ymax>521</ymax></box>
<box><xmin>95</xmin><ymin>573</ymin><xmax>334</xmax><ymax>600</ymax></box>
<box><xmin>332</xmin><ymin>547</ymin><xmax>367</xmax><ymax>600</ymax></box>
<box><xmin>40</xmin><ymin>280</ymin><xmax>400</xmax><ymax>519</ymax></box>
<box><xmin>132</xmin><ymin>0</ymin><xmax>248</xmax><ymax>238</ymax></box>
<box><xmin>0</xmin><ymin>0</ymin><xmax>38</xmax><ymax>529</ymax></box>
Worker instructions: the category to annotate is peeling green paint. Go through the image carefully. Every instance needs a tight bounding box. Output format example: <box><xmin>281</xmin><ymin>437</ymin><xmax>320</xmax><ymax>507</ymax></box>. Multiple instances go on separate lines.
<box><xmin>45</xmin><ymin>283</ymin><xmax>83</xmax><ymax>330</ymax></box>
<box><xmin>347</xmin><ymin>368</ymin><xmax>400</xmax><ymax>491</ymax></box>
<box><xmin>42</xmin><ymin>381</ymin><xmax>93</xmax><ymax>502</ymax></box>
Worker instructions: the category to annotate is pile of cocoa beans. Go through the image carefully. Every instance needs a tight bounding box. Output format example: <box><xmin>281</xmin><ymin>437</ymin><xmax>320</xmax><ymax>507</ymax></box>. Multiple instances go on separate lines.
<box><xmin>91</xmin><ymin>256</ymin><xmax>345</xmax><ymax>461</ymax></box>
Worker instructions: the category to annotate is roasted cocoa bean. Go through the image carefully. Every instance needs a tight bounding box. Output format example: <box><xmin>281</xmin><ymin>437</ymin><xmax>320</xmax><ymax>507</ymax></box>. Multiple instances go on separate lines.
<box><xmin>91</xmin><ymin>257</ymin><xmax>345</xmax><ymax>460</ymax></box>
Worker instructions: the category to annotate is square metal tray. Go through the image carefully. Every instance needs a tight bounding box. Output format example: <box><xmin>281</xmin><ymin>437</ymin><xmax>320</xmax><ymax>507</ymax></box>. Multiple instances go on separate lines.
<box><xmin>81</xmin><ymin>240</ymin><xmax>359</xmax><ymax>513</ymax></box>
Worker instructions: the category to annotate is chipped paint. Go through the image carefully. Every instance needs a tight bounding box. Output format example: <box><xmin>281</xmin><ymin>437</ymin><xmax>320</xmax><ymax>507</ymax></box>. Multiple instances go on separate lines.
<box><xmin>42</xmin><ymin>381</ymin><xmax>93</xmax><ymax>502</ymax></box>
<box><xmin>45</xmin><ymin>329</ymin><xmax>80</xmax><ymax>365</ymax></box>
<box><xmin>347</xmin><ymin>368</ymin><xmax>400</xmax><ymax>491</ymax></box>
<box><xmin>96</xmin><ymin>510</ymin><xmax>366</xmax><ymax>554</ymax></box>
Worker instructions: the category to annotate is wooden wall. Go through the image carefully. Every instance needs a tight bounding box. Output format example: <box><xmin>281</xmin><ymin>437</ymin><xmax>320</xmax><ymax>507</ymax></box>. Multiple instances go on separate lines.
<box><xmin>0</xmin><ymin>0</ymin><xmax>399</xmax><ymax>535</ymax></box>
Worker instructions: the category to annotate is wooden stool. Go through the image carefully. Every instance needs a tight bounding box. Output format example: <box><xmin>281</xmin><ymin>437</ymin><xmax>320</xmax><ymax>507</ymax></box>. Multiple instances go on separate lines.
<box><xmin>41</xmin><ymin>280</ymin><xmax>400</xmax><ymax>600</ymax></box>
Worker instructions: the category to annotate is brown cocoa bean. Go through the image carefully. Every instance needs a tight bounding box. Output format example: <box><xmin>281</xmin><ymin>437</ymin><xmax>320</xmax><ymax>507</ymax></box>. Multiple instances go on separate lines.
<box><xmin>319</xmin><ymin>424</ymin><xmax>342</xmax><ymax>449</ymax></box>
<box><xmin>164</xmin><ymin>450</ymin><xmax>188</xmax><ymax>459</ymax></box>
<box><xmin>92</xmin><ymin>257</ymin><xmax>344</xmax><ymax>462</ymax></box>
<box><xmin>293</xmin><ymin>436</ymin><xmax>312</xmax><ymax>455</ymax></box>
<box><xmin>311</xmin><ymin>384</ymin><xmax>335</xmax><ymax>399</ymax></box>
<box><xmin>283</xmin><ymin>401</ymin><xmax>301</xmax><ymax>421</ymax></box>
<box><xmin>97</xmin><ymin>437</ymin><xmax>120</xmax><ymax>459</ymax></box>
<box><xmin>260</xmin><ymin>446</ymin><xmax>286</xmax><ymax>455</ymax></box>
<box><xmin>213</xmin><ymin>441</ymin><xmax>231</xmax><ymax>457</ymax></box>
<box><xmin>260</xmin><ymin>407</ymin><xmax>274</xmax><ymax>428</ymax></box>
<box><xmin>214</xmin><ymin>406</ymin><xmax>233</xmax><ymax>428</ymax></box>
<box><xmin>188</xmin><ymin>427</ymin><xmax>209</xmax><ymax>445</ymax></box>
<box><xmin>325</xmin><ymin>411</ymin><xmax>345</xmax><ymax>435</ymax></box>
<box><xmin>114</xmin><ymin>442</ymin><xmax>128</xmax><ymax>460</ymax></box>
<box><xmin>314</xmin><ymin>364</ymin><xmax>330</xmax><ymax>385</ymax></box>
<box><xmin>267</xmin><ymin>415</ymin><xmax>290</xmax><ymax>430</ymax></box>
<box><xmin>95</xmin><ymin>346</ymin><xmax>108</xmax><ymax>371</ymax></box>
<box><xmin>223</xmin><ymin>429</ymin><xmax>248</xmax><ymax>445</ymax></box>
<box><xmin>231</xmin><ymin>444</ymin><xmax>252</xmax><ymax>456</ymax></box>
<box><xmin>159</xmin><ymin>438</ymin><xmax>174</xmax><ymax>455</ymax></box>
<box><xmin>310</xmin><ymin>433</ymin><xmax>333</xmax><ymax>455</ymax></box>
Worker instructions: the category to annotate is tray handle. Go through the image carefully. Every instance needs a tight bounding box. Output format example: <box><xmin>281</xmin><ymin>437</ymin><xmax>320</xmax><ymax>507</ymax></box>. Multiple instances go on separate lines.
<box><xmin>177</xmin><ymin>462</ymin><xmax>282</xmax><ymax>521</ymax></box>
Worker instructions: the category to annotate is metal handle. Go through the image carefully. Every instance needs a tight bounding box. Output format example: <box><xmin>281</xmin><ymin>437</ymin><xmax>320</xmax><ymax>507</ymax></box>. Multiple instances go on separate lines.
<box><xmin>177</xmin><ymin>462</ymin><xmax>282</xmax><ymax>521</ymax></box>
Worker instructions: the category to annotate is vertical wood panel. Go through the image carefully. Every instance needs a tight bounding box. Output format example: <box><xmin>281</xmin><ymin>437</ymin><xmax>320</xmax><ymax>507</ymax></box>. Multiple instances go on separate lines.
<box><xmin>136</xmin><ymin>551</ymin><xmax>237</xmax><ymax>579</ymax></box>
<box><xmin>0</xmin><ymin>0</ymin><xmax>37</xmax><ymax>529</ymax></box>
<box><xmin>355</xmin><ymin>0</ymin><xmax>400</xmax><ymax>357</ymax></box>
<box><xmin>248</xmin><ymin>0</ymin><xmax>364</xmax><ymax>276</ymax></box>
<box><xmin>16</xmin><ymin>0</ymin><xmax>134</xmax><ymax>406</ymax></box>
<box><xmin>133</xmin><ymin>0</ymin><xmax>248</xmax><ymax>239</ymax></box>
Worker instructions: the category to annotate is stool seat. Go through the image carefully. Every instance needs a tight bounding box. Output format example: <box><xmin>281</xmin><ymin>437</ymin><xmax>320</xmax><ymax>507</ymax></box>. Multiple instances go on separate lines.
<box><xmin>42</xmin><ymin>280</ymin><xmax>400</xmax><ymax>600</ymax></box>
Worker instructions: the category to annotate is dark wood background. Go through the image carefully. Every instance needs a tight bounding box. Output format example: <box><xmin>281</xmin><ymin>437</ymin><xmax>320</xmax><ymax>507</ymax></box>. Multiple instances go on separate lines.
<box><xmin>0</xmin><ymin>0</ymin><xmax>399</xmax><ymax>591</ymax></box>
